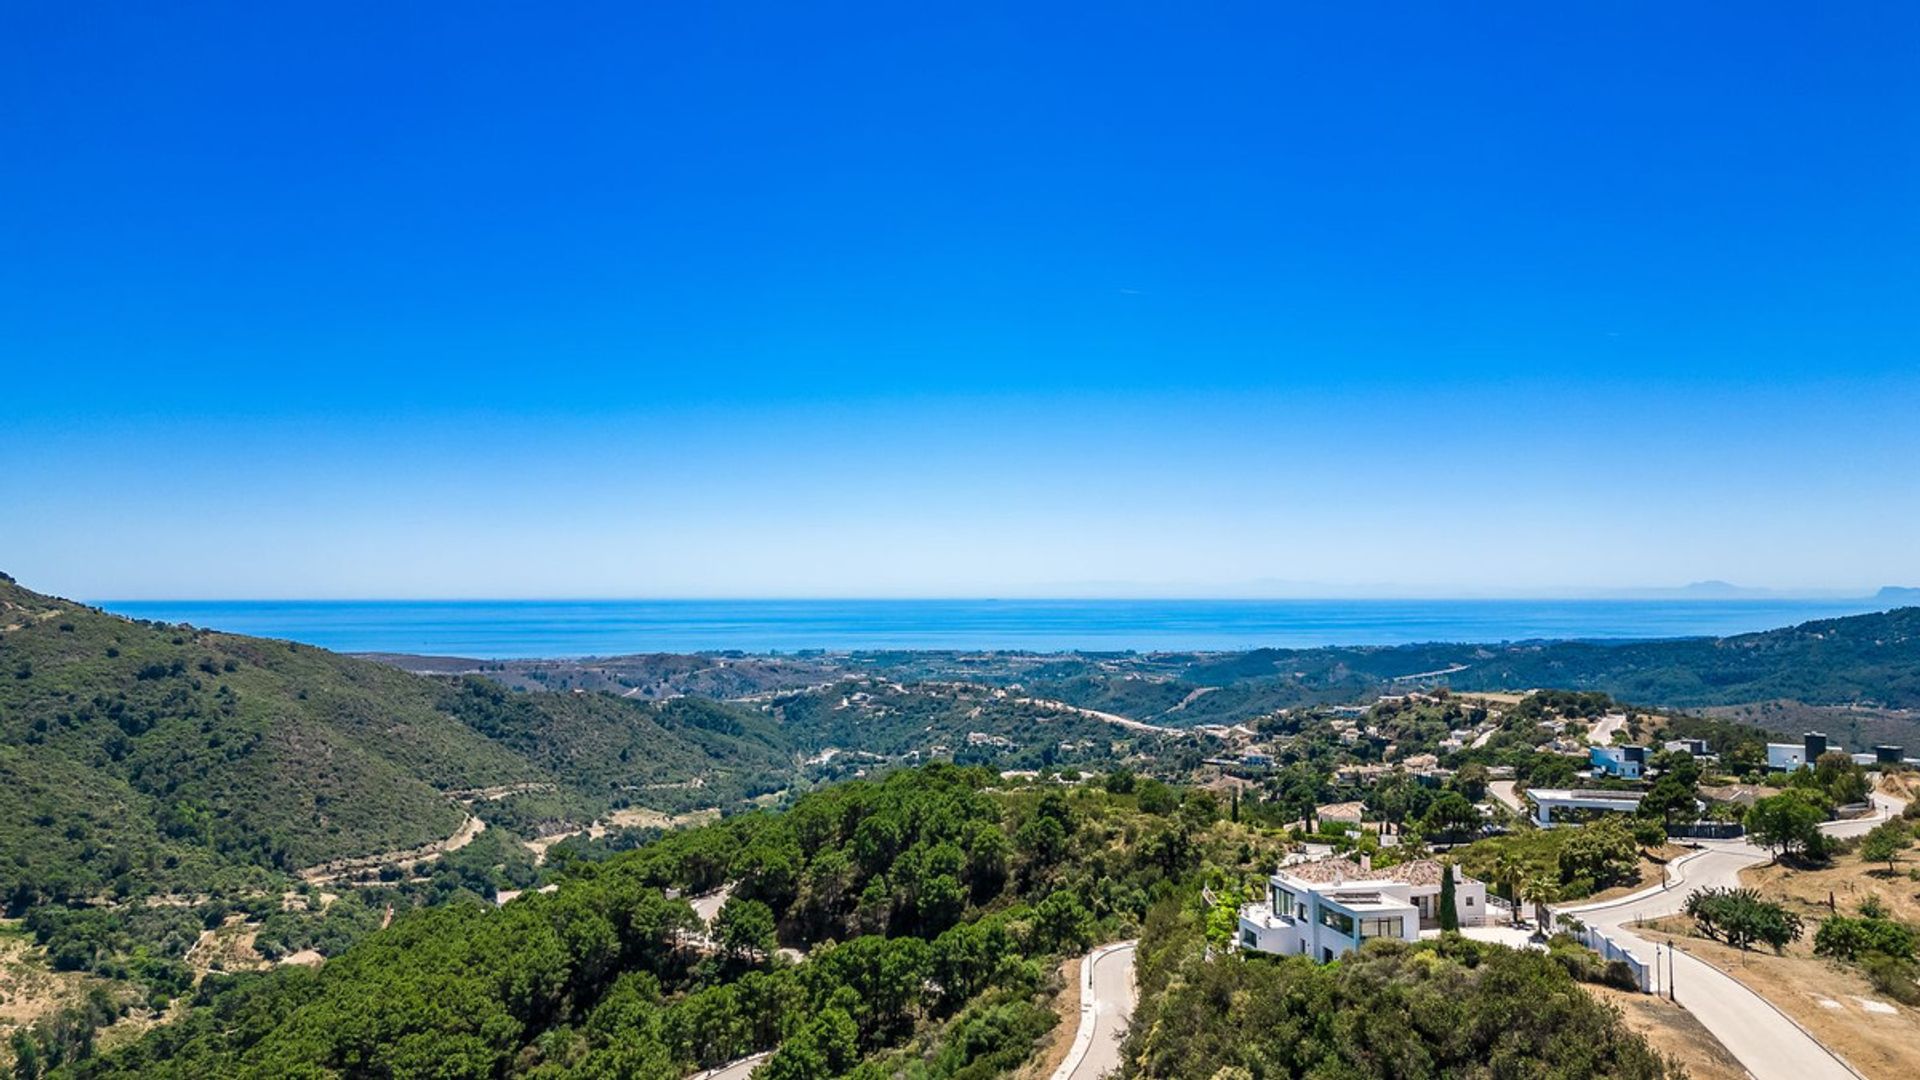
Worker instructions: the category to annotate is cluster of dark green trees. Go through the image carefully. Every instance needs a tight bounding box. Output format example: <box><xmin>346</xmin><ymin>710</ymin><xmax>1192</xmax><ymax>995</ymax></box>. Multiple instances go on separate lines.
<box><xmin>1683</xmin><ymin>887</ymin><xmax>1802</xmax><ymax>952</ymax></box>
<box><xmin>1122</xmin><ymin>897</ymin><xmax>1681</xmax><ymax>1079</ymax></box>
<box><xmin>54</xmin><ymin>764</ymin><xmax>1230</xmax><ymax>1079</ymax></box>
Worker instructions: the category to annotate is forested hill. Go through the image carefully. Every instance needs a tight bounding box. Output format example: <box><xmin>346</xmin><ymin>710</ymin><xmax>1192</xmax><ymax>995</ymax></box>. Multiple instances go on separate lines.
<box><xmin>0</xmin><ymin>574</ymin><xmax>793</xmax><ymax>910</ymax></box>
<box><xmin>388</xmin><ymin>605</ymin><xmax>1920</xmax><ymax>724</ymax></box>
<box><xmin>1446</xmin><ymin>606</ymin><xmax>1920</xmax><ymax>706</ymax></box>
<box><xmin>1180</xmin><ymin>605</ymin><xmax>1920</xmax><ymax>709</ymax></box>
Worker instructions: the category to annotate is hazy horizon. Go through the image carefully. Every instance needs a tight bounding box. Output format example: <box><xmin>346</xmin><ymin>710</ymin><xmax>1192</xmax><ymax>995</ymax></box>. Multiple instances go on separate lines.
<box><xmin>73</xmin><ymin>581</ymin><xmax>1917</xmax><ymax>603</ymax></box>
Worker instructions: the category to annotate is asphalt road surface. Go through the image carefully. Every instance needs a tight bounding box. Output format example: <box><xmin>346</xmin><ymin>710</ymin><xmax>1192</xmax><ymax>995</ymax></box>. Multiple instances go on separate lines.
<box><xmin>1066</xmin><ymin>942</ymin><xmax>1138</xmax><ymax>1080</ymax></box>
<box><xmin>1561</xmin><ymin>789</ymin><xmax>1906</xmax><ymax>1080</ymax></box>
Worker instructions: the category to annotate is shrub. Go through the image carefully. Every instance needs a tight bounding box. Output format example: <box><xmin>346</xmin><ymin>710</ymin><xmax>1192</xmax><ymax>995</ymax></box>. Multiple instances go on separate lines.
<box><xmin>1862</xmin><ymin>954</ymin><xmax>1920</xmax><ymax>1007</ymax></box>
<box><xmin>1683</xmin><ymin>887</ymin><xmax>1801</xmax><ymax>952</ymax></box>
<box><xmin>1813</xmin><ymin>915</ymin><xmax>1917</xmax><ymax>961</ymax></box>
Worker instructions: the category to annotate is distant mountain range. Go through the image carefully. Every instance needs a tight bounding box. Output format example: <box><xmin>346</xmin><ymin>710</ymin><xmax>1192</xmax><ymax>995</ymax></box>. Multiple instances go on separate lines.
<box><xmin>377</xmin><ymin>601</ymin><xmax>1920</xmax><ymax>725</ymax></box>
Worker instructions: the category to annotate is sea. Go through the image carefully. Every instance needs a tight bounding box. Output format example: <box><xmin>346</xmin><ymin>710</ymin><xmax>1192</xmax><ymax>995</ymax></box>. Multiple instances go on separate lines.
<box><xmin>91</xmin><ymin>597</ymin><xmax>1894</xmax><ymax>659</ymax></box>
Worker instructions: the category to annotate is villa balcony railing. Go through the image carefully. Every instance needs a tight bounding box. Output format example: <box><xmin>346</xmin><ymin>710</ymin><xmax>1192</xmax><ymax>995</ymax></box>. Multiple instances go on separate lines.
<box><xmin>1238</xmin><ymin>903</ymin><xmax>1297</xmax><ymax>930</ymax></box>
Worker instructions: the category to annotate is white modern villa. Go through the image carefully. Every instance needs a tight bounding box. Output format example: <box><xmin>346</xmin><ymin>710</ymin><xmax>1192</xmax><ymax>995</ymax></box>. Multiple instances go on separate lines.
<box><xmin>1523</xmin><ymin>787</ymin><xmax>1646</xmax><ymax>826</ymax></box>
<box><xmin>1236</xmin><ymin>855</ymin><xmax>1487</xmax><ymax>962</ymax></box>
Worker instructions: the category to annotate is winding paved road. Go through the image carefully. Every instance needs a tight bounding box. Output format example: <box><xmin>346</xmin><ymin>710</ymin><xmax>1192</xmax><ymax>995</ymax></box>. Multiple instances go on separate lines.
<box><xmin>1560</xmin><ymin>789</ymin><xmax>1905</xmax><ymax>1080</ymax></box>
<box><xmin>688</xmin><ymin>793</ymin><xmax>1904</xmax><ymax>1080</ymax></box>
<box><xmin>1052</xmin><ymin>941</ymin><xmax>1138</xmax><ymax>1080</ymax></box>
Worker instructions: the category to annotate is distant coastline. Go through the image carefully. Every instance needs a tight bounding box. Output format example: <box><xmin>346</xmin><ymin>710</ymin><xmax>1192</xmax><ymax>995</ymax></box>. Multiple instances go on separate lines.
<box><xmin>93</xmin><ymin>597</ymin><xmax>1899</xmax><ymax>659</ymax></box>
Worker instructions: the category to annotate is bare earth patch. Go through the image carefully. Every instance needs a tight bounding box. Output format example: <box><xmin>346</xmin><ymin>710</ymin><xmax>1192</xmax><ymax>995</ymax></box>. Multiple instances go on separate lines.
<box><xmin>0</xmin><ymin>927</ymin><xmax>169</xmax><ymax>1066</ymax></box>
<box><xmin>525</xmin><ymin>807</ymin><xmax>722</xmax><ymax>864</ymax></box>
<box><xmin>606</xmin><ymin>807</ymin><xmax>721</xmax><ymax>830</ymax></box>
<box><xmin>0</xmin><ymin>929</ymin><xmax>95</xmax><ymax>1034</ymax></box>
<box><xmin>1585</xmin><ymin>984</ymin><xmax>1746</xmax><ymax>1080</ymax></box>
<box><xmin>1010</xmin><ymin>956</ymin><xmax>1078</xmax><ymax>1080</ymax></box>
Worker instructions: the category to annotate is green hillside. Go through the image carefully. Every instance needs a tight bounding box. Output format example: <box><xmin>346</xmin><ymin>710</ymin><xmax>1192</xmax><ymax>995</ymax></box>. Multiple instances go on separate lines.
<box><xmin>0</xmin><ymin>574</ymin><xmax>793</xmax><ymax>911</ymax></box>
<box><xmin>65</xmin><ymin>766</ymin><xmax>1671</xmax><ymax>1080</ymax></box>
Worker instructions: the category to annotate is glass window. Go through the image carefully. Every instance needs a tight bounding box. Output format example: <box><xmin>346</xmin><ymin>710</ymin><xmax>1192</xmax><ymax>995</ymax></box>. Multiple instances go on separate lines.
<box><xmin>1359</xmin><ymin>916</ymin><xmax>1403</xmax><ymax>940</ymax></box>
<box><xmin>1318</xmin><ymin>907</ymin><xmax>1354</xmax><ymax>935</ymax></box>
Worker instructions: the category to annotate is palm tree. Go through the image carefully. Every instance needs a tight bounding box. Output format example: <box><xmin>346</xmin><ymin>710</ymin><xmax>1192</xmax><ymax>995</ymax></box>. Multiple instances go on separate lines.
<box><xmin>1524</xmin><ymin>872</ymin><xmax>1563</xmax><ymax>940</ymax></box>
<box><xmin>1492</xmin><ymin>852</ymin><xmax>1525</xmax><ymax>927</ymax></box>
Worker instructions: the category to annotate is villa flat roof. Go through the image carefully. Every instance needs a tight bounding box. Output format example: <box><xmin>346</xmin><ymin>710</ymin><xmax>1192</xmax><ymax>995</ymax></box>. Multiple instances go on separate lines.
<box><xmin>1526</xmin><ymin>788</ymin><xmax>1645</xmax><ymax>803</ymax></box>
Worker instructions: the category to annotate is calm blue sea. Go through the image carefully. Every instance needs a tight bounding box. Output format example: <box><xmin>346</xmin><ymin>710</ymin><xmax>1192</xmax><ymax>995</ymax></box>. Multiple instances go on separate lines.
<box><xmin>91</xmin><ymin>598</ymin><xmax>1892</xmax><ymax>658</ymax></box>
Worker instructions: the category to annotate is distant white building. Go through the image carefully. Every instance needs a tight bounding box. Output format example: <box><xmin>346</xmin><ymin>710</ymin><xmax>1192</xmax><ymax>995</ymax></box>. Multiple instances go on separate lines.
<box><xmin>1767</xmin><ymin>732</ymin><xmax>1835</xmax><ymax>772</ymax></box>
<box><xmin>1237</xmin><ymin>856</ymin><xmax>1487</xmax><ymax>962</ymax></box>
<box><xmin>1525</xmin><ymin>788</ymin><xmax>1647</xmax><ymax>827</ymax></box>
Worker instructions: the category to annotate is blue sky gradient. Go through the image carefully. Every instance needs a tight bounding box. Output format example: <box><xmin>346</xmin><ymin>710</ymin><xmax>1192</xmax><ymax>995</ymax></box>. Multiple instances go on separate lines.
<box><xmin>4</xmin><ymin>3</ymin><xmax>1916</xmax><ymax>598</ymax></box>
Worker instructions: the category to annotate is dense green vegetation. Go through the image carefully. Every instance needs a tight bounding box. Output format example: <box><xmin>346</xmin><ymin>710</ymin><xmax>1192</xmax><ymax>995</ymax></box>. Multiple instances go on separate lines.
<box><xmin>1683</xmin><ymin>887</ymin><xmax>1802</xmax><ymax>952</ymax></box>
<box><xmin>56</xmin><ymin>765</ymin><xmax>1282</xmax><ymax>1079</ymax></box>
<box><xmin>871</xmin><ymin>607</ymin><xmax>1920</xmax><ymax>720</ymax></box>
<box><xmin>1454</xmin><ymin>816</ymin><xmax>1654</xmax><ymax>905</ymax></box>
<box><xmin>0</xmin><ymin>574</ymin><xmax>820</xmax><ymax>1031</ymax></box>
<box><xmin>1121</xmin><ymin>896</ymin><xmax>1680</xmax><ymax>1079</ymax></box>
<box><xmin>0</xmin><ymin>577</ymin><xmax>802</xmax><ymax>912</ymax></box>
<box><xmin>768</xmin><ymin>679</ymin><xmax>1187</xmax><ymax>775</ymax></box>
<box><xmin>7</xmin><ymin>570</ymin><xmax>1912</xmax><ymax>1076</ymax></box>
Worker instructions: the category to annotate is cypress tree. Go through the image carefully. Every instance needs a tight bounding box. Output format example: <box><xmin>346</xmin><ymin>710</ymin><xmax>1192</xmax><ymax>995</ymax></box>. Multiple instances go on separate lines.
<box><xmin>1438</xmin><ymin>861</ymin><xmax>1460</xmax><ymax>931</ymax></box>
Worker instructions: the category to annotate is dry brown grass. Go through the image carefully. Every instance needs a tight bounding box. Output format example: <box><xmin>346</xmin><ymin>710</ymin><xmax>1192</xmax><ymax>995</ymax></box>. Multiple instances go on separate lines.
<box><xmin>0</xmin><ymin>928</ymin><xmax>95</xmax><ymax>1033</ymax></box>
<box><xmin>1642</xmin><ymin>927</ymin><xmax>1920</xmax><ymax>1080</ymax></box>
<box><xmin>0</xmin><ymin>926</ymin><xmax>171</xmax><ymax>1068</ymax></box>
<box><xmin>1585</xmin><ymin>984</ymin><xmax>1746</xmax><ymax>1080</ymax></box>
<box><xmin>1623</xmin><ymin>845</ymin><xmax>1920</xmax><ymax>1079</ymax></box>
<box><xmin>1450</xmin><ymin>690</ymin><xmax>1528</xmax><ymax>706</ymax></box>
<box><xmin>1878</xmin><ymin>770</ymin><xmax>1920</xmax><ymax>805</ymax></box>
<box><xmin>1742</xmin><ymin>847</ymin><xmax>1920</xmax><ymax>931</ymax></box>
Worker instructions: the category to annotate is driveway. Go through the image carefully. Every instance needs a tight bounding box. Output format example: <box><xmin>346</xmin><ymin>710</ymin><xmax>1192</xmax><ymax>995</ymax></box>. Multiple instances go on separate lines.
<box><xmin>1488</xmin><ymin>780</ymin><xmax>1525</xmax><ymax>815</ymax></box>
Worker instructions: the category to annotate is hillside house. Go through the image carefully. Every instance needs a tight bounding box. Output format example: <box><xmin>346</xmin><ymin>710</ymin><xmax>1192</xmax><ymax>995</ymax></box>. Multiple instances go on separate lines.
<box><xmin>1237</xmin><ymin>856</ymin><xmax>1488</xmax><ymax>962</ymax></box>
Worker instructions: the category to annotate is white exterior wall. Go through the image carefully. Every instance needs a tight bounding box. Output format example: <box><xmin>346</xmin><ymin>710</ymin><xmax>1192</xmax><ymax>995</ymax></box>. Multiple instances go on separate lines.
<box><xmin>1766</xmin><ymin>743</ymin><xmax>1805</xmax><ymax>770</ymax></box>
<box><xmin>1404</xmin><ymin>872</ymin><xmax>1488</xmax><ymax>928</ymax></box>
<box><xmin>1527</xmin><ymin>789</ymin><xmax>1645</xmax><ymax>827</ymax></box>
<box><xmin>1238</xmin><ymin>875</ymin><xmax>1421</xmax><ymax>961</ymax></box>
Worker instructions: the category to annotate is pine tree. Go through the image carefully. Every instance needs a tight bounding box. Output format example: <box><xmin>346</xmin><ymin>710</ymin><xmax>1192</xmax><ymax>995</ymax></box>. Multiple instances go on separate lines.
<box><xmin>1438</xmin><ymin>861</ymin><xmax>1460</xmax><ymax>931</ymax></box>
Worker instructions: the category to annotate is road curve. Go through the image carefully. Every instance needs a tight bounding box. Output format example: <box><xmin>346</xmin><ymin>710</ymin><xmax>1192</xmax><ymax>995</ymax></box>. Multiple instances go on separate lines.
<box><xmin>1053</xmin><ymin>941</ymin><xmax>1138</xmax><ymax>1080</ymax></box>
<box><xmin>1558</xmin><ymin>789</ymin><xmax>1908</xmax><ymax>1080</ymax></box>
<box><xmin>687</xmin><ymin>1051</ymin><xmax>769</xmax><ymax>1080</ymax></box>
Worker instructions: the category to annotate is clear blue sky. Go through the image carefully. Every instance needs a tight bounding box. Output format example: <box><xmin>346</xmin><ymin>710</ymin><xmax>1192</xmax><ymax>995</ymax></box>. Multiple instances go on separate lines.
<box><xmin>3</xmin><ymin>2</ymin><xmax>1916</xmax><ymax>598</ymax></box>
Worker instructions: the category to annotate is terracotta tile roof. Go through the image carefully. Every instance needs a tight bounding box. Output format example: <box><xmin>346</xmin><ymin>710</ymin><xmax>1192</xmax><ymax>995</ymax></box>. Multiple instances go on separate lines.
<box><xmin>1277</xmin><ymin>856</ymin><xmax>1366</xmax><ymax>884</ymax></box>
<box><xmin>1379</xmin><ymin>859</ymin><xmax>1446</xmax><ymax>886</ymax></box>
